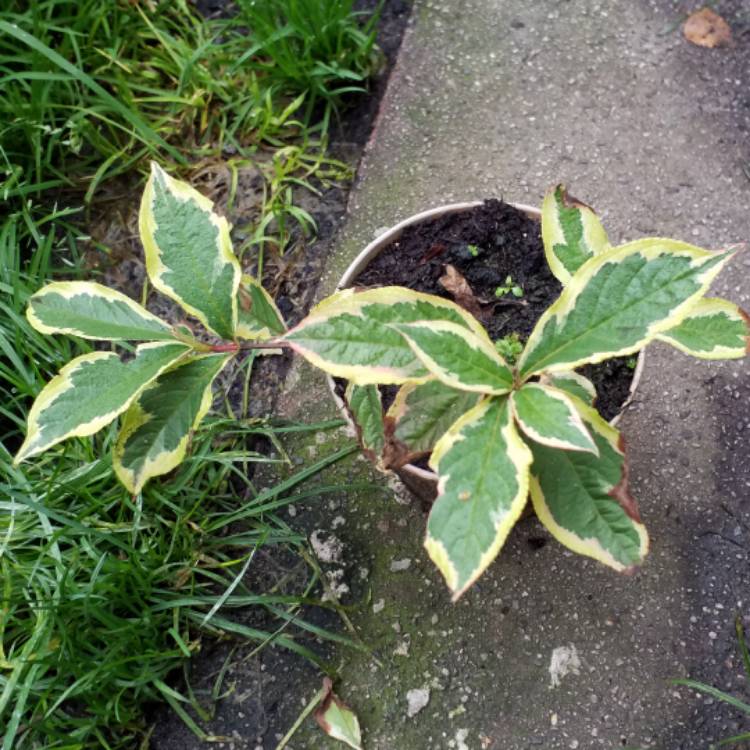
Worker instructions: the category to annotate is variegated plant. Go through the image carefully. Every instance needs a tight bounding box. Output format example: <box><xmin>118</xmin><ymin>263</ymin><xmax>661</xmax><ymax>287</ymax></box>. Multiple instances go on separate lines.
<box><xmin>15</xmin><ymin>171</ymin><xmax>749</xmax><ymax>601</ymax></box>
<box><xmin>282</xmin><ymin>185</ymin><xmax>749</xmax><ymax>598</ymax></box>
<box><xmin>14</xmin><ymin>163</ymin><xmax>287</xmax><ymax>494</ymax></box>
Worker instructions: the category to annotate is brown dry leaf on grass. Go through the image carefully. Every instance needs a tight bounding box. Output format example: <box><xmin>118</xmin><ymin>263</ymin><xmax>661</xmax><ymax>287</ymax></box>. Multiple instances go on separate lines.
<box><xmin>439</xmin><ymin>264</ymin><xmax>483</xmax><ymax>318</ymax></box>
<box><xmin>683</xmin><ymin>8</ymin><xmax>732</xmax><ymax>48</ymax></box>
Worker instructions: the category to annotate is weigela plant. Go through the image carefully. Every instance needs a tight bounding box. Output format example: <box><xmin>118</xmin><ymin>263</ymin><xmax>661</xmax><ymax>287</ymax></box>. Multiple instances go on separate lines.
<box><xmin>16</xmin><ymin>169</ymin><xmax>750</xmax><ymax>599</ymax></box>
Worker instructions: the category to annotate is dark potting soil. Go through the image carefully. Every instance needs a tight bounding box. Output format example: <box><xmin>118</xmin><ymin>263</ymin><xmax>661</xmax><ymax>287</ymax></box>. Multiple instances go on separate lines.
<box><xmin>353</xmin><ymin>199</ymin><xmax>637</xmax><ymax>422</ymax></box>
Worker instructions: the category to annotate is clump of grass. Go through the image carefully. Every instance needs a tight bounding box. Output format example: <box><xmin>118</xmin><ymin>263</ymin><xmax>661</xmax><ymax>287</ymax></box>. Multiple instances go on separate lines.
<box><xmin>0</xmin><ymin>0</ymin><xmax>381</xmax><ymax>203</ymax></box>
<box><xmin>0</xmin><ymin>210</ymin><xmax>363</xmax><ymax>748</ymax></box>
<box><xmin>233</xmin><ymin>0</ymin><xmax>383</xmax><ymax>129</ymax></box>
<box><xmin>1</xmin><ymin>0</ymin><xmax>381</xmax><ymax>276</ymax></box>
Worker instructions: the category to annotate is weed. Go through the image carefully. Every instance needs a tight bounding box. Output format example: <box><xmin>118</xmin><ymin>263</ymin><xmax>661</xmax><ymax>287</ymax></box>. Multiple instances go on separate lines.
<box><xmin>494</xmin><ymin>332</ymin><xmax>524</xmax><ymax>365</ymax></box>
<box><xmin>494</xmin><ymin>274</ymin><xmax>524</xmax><ymax>298</ymax></box>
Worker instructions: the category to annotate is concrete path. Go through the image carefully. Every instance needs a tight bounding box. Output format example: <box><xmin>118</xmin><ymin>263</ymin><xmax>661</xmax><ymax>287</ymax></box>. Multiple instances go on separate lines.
<box><xmin>280</xmin><ymin>1</ymin><xmax>750</xmax><ymax>748</ymax></box>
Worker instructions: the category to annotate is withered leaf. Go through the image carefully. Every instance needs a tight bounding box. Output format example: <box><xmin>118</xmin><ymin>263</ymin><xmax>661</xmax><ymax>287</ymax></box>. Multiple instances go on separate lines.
<box><xmin>439</xmin><ymin>264</ymin><xmax>483</xmax><ymax>318</ymax></box>
<box><xmin>683</xmin><ymin>8</ymin><xmax>732</xmax><ymax>48</ymax></box>
<box><xmin>314</xmin><ymin>677</ymin><xmax>363</xmax><ymax>749</ymax></box>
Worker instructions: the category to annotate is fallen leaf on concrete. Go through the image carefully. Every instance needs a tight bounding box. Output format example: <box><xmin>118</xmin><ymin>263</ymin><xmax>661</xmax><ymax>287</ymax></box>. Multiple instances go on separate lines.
<box><xmin>314</xmin><ymin>677</ymin><xmax>363</xmax><ymax>749</ymax></box>
<box><xmin>439</xmin><ymin>264</ymin><xmax>483</xmax><ymax>317</ymax></box>
<box><xmin>683</xmin><ymin>8</ymin><xmax>732</xmax><ymax>48</ymax></box>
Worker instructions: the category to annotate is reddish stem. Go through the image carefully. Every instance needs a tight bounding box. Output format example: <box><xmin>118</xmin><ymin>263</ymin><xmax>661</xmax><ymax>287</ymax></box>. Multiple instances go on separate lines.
<box><xmin>209</xmin><ymin>340</ymin><xmax>290</xmax><ymax>353</ymax></box>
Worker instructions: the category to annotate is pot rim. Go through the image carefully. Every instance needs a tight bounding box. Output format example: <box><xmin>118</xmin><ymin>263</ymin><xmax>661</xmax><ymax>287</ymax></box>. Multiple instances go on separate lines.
<box><xmin>328</xmin><ymin>200</ymin><xmax>645</xmax><ymax>489</ymax></box>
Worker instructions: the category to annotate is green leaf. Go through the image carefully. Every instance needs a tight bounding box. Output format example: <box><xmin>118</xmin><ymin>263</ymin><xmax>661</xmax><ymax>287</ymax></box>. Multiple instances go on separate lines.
<box><xmin>425</xmin><ymin>396</ymin><xmax>532</xmax><ymax>600</ymax></box>
<box><xmin>541</xmin><ymin>184</ymin><xmax>610</xmax><ymax>283</ymax></box>
<box><xmin>539</xmin><ymin>370</ymin><xmax>597</xmax><ymax>405</ymax></box>
<box><xmin>511</xmin><ymin>383</ymin><xmax>597</xmax><ymax>453</ymax></box>
<box><xmin>391</xmin><ymin>320</ymin><xmax>513</xmax><ymax>394</ymax></box>
<box><xmin>314</xmin><ymin>678</ymin><xmax>363</xmax><ymax>750</ymax></box>
<box><xmin>14</xmin><ymin>342</ymin><xmax>190</xmax><ymax>464</ymax></box>
<box><xmin>528</xmin><ymin>398</ymin><xmax>649</xmax><ymax>571</ymax></box>
<box><xmin>26</xmin><ymin>281</ymin><xmax>175</xmax><ymax>341</ymax></box>
<box><xmin>345</xmin><ymin>383</ymin><xmax>385</xmax><ymax>460</ymax></box>
<box><xmin>235</xmin><ymin>275</ymin><xmax>286</xmax><ymax>340</ymax></box>
<box><xmin>519</xmin><ymin>240</ymin><xmax>733</xmax><ymax>378</ymax></box>
<box><xmin>284</xmin><ymin>287</ymin><xmax>489</xmax><ymax>385</ymax></box>
<box><xmin>387</xmin><ymin>380</ymin><xmax>480</xmax><ymax>454</ymax></box>
<box><xmin>113</xmin><ymin>354</ymin><xmax>230</xmax><ymax>493</ymax></box>
<box><xmin>139</xmin><ymin>163</ymin><xmax>241</xmax><ymax>339</ymax></box>
<box><xmin>656</xmin><ymin>297</ymin><xmax>750</xmax><ymax>359</ymax></box>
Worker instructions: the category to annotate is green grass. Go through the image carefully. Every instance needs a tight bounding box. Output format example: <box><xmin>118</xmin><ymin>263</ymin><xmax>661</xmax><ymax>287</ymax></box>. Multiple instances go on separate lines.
<box><xmin>0</xmin><ymin>0</ymin><xmax>380</xmax><ymax>196</ymax></box>
<box><xmin>0</xmin><ymin>209</ymin><xmax>365</xmax><ymax>748</ymax></box>
<box><xmin>1</xmin><ymin>0</ymin><xmax>379</xmax><ymax>264</ymax></box>
<box><xmin>0</xmin><ymin>2</ymin><xmax>385</xmax><ymax>744</ymax></box>
<box><xmin>232</xmin><ymin>0</ymin><xmax>383</xmax><ymax>130</ymax></box>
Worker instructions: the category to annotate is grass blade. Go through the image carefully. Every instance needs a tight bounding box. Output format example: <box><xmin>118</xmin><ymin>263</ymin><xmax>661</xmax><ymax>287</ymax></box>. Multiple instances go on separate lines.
<box><xmin>0</xmin><ymin>20</ymin><xmax>184</xmax><ymax>165</ymax></box>
<box><xmin>671</xmin><ymin>679</ymin><xmax>750</xmax><ymax>717</ymax></box>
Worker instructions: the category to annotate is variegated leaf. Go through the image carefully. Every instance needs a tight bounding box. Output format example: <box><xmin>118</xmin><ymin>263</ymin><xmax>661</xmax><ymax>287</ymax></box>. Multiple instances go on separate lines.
<box><xmin>425</xmin><ymin>396</ymin><xmax>532</xmax><ymax>600</ymax></box>
<box><xmin>26</xmin><ymin>281</ymin><xmax>175</xmax><ymax>341</ymax></box>
<box><xmin>656</xmin><ymin>297</ymin><xmax>750</xmax><ymax>359</ymax></box>
<box><xmin>511</xmin><ymin>383</ymin><xmax>597</xmax><ymax>453</ymax></box>
<box><xmin>541</xmin><ymin>184</ymin><xmax>610</xmax><ymax>284</ymax></box>
<box><xmin>283</xmin><ymin>287</ymin><xmax>489</xmax><ymax>385</ymax></box>
<box><xmin>139</xmin><ymin>163</ymin><xmax>241</xmax><ymax>339</ymax></box>
<box><xmin>387</xmin><ymin>380</ymin><xmax>480</xmax><ymax>454</ymax></box>
<box><xmin>113</xmin><ymin>354</ymin><xmax>230</xmax><ymax>493</ymax></box>
<box><xmin>540</xmin><ymin>370</ymin><xmax>597</xmax><ymax>405</ymax></box>
<box><xmin>519</xmin><ymin>240</ymin><xmax>733</xmax><ymax>378</ymax></box>
<box><xmin>529</xmin><ymin>397</ymin><xmax>649</xmax><ymax>571</ymax></box>
<box><xmin>14</xmin><ymin>342</ymin><xmax>190</xmax><ymax>463</ymax></box>
<box><xmin>235</xmin><ymin>275</ymin><xmax>286</xmax><ymax>341</ymax></box>
<box><xmin>314</xmin><ymin>678</ymin><xmax>363</xmax><ymax>750</ymax></box>
<box><xmin>391</xmin><ymin>320</ymin><xmax>513</xmax><ymax>394</ymax></box>
<box><xmin>345</xmin><ymin>383</ymin><xmax>385</xmax><ymax>459</ymax></box>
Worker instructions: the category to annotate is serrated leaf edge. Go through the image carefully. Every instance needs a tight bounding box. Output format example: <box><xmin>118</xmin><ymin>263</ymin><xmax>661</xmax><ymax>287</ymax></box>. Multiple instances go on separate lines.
<box><xmin>140</xmin><ymin>162</ymin><xmax>240</xmax><ymax>338</ymax></box>
<box><xmin>425</xmin><ymin>398</ymin><xmax>532</xmax><ymax>600</ymax></box>
<box><xmin>113</xmin><ymin>353</ymin><xmax>230</xmax><ymax>493</ymax></box>
<box><xmin>511</xmin><ymin>383</ymin><xmax>598</xmax><ymax>454</ymax></box>
<box><xmin>26</xmin><ymin>281</ymin><xmax>174</xmax><ymax>340</ymax></box>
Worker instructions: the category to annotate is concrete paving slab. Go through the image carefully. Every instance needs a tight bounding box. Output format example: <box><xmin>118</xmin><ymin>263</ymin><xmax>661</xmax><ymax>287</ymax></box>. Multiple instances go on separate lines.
<box><xmin>277</xmin><ymin>1</ymin><xmax>750</xmax><ymax>748</ymax></box>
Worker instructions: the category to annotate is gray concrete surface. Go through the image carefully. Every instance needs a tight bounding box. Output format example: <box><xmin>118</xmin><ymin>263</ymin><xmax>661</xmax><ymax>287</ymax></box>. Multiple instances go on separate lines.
<box><xmin>275</xmin><ymin>1</ymin><xmax>750</xmax><ymax>748</ymax></box>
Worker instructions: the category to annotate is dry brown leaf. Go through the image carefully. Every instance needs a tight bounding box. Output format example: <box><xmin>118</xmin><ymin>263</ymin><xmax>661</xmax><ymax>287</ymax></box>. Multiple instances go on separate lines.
<box><xmin>439</xmin><ymin>264</ymin><xmax>483</xmax><ymax>318</ymax></box>
<box><xmin>683</xmin><ymin>8</ymin><xmax>732</xmax><ymax>48</ymax></box>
